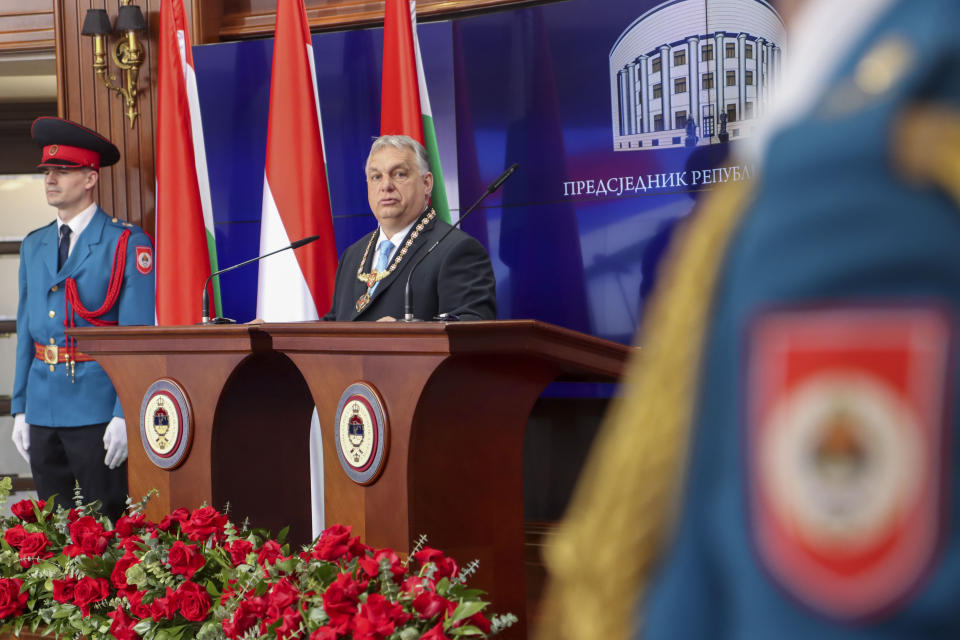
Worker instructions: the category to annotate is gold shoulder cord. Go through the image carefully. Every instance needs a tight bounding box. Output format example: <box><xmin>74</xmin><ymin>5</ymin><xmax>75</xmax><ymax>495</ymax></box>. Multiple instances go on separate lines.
<box><xmin>537</xmin><ymin>179</ymin><xmax>754</xmax><ymax>640</ymax></box>
<box><xmin>893</xmin><ymin>104</ymin><xmax>960</xmax><ymax>208</ymax></box>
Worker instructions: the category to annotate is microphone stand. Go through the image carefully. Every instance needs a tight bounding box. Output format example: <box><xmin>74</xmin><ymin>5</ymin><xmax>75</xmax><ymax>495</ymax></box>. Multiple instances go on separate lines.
<box><xmin>401</xmin><ymin>163</ymin><xmax>518</xmax><ymax>322</ymax></box>
<box><xmin>200</xmin><ymin>235</ymin><xmax>321</xmax><ymax>324</ymax></box>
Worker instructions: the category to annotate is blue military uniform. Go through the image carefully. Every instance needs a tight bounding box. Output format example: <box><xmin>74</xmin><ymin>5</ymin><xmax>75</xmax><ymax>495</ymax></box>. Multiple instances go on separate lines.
<box><xmin>12</xmin><ymin>117</ymin><xmax>155</xmax><ymax>519</ymax></box>
<box><xmin>642</xmin><ymin>0</ymin><xmax>960</xmax><ymax>638</ymax></box>
<box><xmin>12</xmin><ymin>209</ymin><xmax>155</xmax><ymax>424</ymax></box>
<box><xmin>538</xmin><ymin>1</ymin><xmax>960</xmax><ymax>639</ymax></box>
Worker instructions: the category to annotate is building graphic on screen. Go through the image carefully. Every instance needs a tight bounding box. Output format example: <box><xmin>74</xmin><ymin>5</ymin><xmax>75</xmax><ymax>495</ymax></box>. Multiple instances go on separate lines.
<box><xmin>610</xmin><ymin>0</ymin><xmax>785</xmax><ymax>151</ymax></box>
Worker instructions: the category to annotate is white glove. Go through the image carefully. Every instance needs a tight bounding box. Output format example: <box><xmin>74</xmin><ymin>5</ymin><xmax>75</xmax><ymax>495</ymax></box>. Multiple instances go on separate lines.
<box><xmin>103</xmin><ymin>417</ymin><xmax>128</xmax><ymax>469</ymax></box>
<box><xmin>11</xmin><ymin>414</ymin><xmax>30</xmax><ymax>464</ymax></box>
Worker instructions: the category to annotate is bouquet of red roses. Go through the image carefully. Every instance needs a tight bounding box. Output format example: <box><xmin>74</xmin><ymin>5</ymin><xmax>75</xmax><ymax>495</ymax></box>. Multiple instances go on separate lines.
<box><xmin>0</xmin><ymin>483</ymin><xmax>515</xmax><ymax>640</ymax></box>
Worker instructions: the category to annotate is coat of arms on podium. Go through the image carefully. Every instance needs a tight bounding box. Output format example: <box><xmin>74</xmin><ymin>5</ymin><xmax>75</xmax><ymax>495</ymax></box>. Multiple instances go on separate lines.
<box><xmin>139</xmin><ymin>378</ymin><xmax>193</xmax><ymax>470</ymax></box>
<box><xmin>335</xmin><ymin>382</ymin><xmax>388</xmax><ymax>485</ymax></box>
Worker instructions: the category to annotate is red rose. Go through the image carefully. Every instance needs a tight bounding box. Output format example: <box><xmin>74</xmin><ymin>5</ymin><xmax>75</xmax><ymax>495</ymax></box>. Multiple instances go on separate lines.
<box><xmin>52</xmin><ymin>577</ymin><xmax>78</xmax><ymax>604</ymax></box>
<box><xmin>115</xmin><ymin>512</ymin><xmax>148</xmax><ymax>539</ymax></box>
<box><xmin>158</xmin><ymin>507</ymin><xmax>190</xmax><ymax>532</ymax></box>
<box><xmin>420</xmin><ymin>623</ymin><xmax>451</xmax><ymax>640</ymax></box>
<box><xmin>275</xmin><ymin>607</ymin><xmax>303</xmax><ymax>640</ymax></box>
<box><xmin>0</xmin><ymin>578</ymin><xmax>28</xmax><ymax>619</ymax></box>
<box><xmin>310</xmin><ymin>524</ymin><xmax>352</xmax><ymax>561</ymax></box>
<box><xmin>181</xmin><ymin>506</ymin><xmax>228</xmax><ymax>542</ymax></box>
<box><xmin>72</xmin><ymin>576</ymin><xmax>111</xmax><ymax>617</ymax></box>
<box><xmin>359</xmin><ymin>549</ymin><xmax>406</xmax><ymax>582</ymax></box>
<box><xmin>10</xmin><ymin>499</ymin><xmax>43</xmax><ymax>523</ymax></box>
<box><xmin>176</xmin><ymin>580</ymin><xmax>212</xmax><ymax>622</ymax></box>
<box><xmin>3</xmin><ymin>524</ymin><xmax>26</xmax><ymax>548</ymax></box>
<box><xmin>222</xmin><ymin>595</ymin><xmax>267</xmax><ymax>639</ymax></box>
<box><xmin>309</xmin><ymin>626</ymin><xmax>341</xmax><ymax>640</ymax></box>
<box><xmin>267</xmin><ymin>578</ymin><xmax>300</xmax><ymax>622</ymax></box>
<box><xmin>126</xmin><ymin>589</ymin><xmax>152</xmax><ymax>619</ymax></box>
<box><xmin>67</xmin><ymin>508</ymin><xmax>81</xmax><ymax>523</ymax></box>
<box><xmin>167</xmin><ymin>540</ymin><xmax>205</xmax><ymax>578</ymax></box>
<box><xmin>108</xmin><ymin>606</ymin><xmax>140</xmax><ymax>640</ymax></box>
<box><xmin>18</xmin><ymin>531</ymin><xmax>53</xmax><ymax>568</ymax></box>
<box><xmin>352</xmin><ymin>593</ymin><xmax>409</xmax><ymax>640</ymax></box>
<box><xmin>321</xmin><ymin>572</ymin><xmax>363</xmax><ymax>625</ymax></box>
<box><xmin>150</xmin><ymin>586</ymin><xmax>178</xmax><ymax>621</ymax></box>
<box><xmin>412</xmin><ymin>591</ymin><xmax>455</xmax><ymax>620</ymax></box>
<box><xmin>401</xmin><ymin>575</ymin><xmax>436</xmax><ymax>596</ymax></box>
<box><xmin>225</xmin><ymin>539</ymin><xmax>253</xmax><ymax>567</ymax></box>
<box><xmin>111</xmin><ymin>551</ymin><xmax>141</xmax><ymax>593</ymax></box>
<box><xmin>413</xmin><ymin>547</ymin><xmax>458</xmax><ymax>580</ymax></box>
<box><xmin>65</xmin><ymin>516</ymin><xmax>113</xmax><ymax>557</ymax></box>
<box><xmin>456</xmin><ymin>612</ymin><xmax>492</xmax><ymax>634</ymax></box>
<box><xmin>348</xmin><ymin>536</ymin><xmax>371</xmax><ymax>559</ymax></box>
<box><xmin>257</xmin><ymin>540</ymin><xmax>286</xmax><ymax>567</ymax></box>
<box><xmin>118</xmin><ymin>535</ymin><xmax>146</xmax><ymax>553</ymax></box>
<box><xmin>219</xmin><ymin>580</ymin><xmax>237</xmax><ymax>606</ymax></box>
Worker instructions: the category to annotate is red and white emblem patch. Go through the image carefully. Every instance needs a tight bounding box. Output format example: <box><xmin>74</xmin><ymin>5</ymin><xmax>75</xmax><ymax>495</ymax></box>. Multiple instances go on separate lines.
<box><xmin>135</xmin><ymin>246</ymin><xmax>153</xmax><ymax>275</ymax></box>
<box><xmin>748</xmin><ymin>307</ymin><xmax>951</xmax><ymax>620</ymax></box>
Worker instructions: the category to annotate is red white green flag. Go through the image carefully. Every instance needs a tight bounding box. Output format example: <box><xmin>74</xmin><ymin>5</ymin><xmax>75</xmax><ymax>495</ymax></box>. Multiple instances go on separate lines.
<box><xmin>381</xmin><ymin>0</ymin><xmax>451</xmax><ymax>222</ymax></box>
<box><xmin>256</xmin><ymin>0</ymin><xmax>338</xmax><ymax>321</ymax></box>
<box><xmin>155</xmin><ymin>0</ymin><xmax>220</xmax><ymax>324</ymax></box>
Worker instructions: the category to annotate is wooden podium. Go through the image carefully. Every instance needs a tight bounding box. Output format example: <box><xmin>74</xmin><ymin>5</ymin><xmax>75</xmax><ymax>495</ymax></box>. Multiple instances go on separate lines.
<box><xmin>71</xmin><ymin>321</ymin><xmax>630</xmax><ymax>638</ymax></box>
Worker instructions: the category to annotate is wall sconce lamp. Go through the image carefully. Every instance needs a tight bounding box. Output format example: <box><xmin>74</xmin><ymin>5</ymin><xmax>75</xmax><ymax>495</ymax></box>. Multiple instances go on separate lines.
<box><xmin>81</xmin><ymin>1</ymin><xmax>147</xmax><ymax>128</ymax></box>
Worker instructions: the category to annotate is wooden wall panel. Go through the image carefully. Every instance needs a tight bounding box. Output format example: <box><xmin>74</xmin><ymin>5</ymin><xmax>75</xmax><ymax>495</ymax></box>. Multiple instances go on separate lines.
<box><xmin>0</xmin><ymin>1</ymin><xmax>54</xmax><ymax>52</ymax></box>
<box><xmin>53</xmin><ymin>0</ymin><xmax>159</xmax><ymax>235</ymax></box>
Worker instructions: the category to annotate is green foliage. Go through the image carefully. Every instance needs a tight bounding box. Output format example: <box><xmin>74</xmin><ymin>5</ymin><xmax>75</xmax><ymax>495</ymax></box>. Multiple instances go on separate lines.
<box><xmin>0</xmin><ymin>496</ymin><xmax>515</xmax><ymax>640</ymax></box>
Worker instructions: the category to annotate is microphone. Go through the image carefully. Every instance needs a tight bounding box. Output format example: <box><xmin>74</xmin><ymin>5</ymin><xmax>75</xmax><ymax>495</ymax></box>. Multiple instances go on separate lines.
<box><xmin>401</xmin><ymin>163</ymin><xmax>518</xmax><ymax>322</ymax></box>
<box><xmin>201</xmin><ymin>235</ymin><xmax>321</xmax><ymax>324</ymax></box>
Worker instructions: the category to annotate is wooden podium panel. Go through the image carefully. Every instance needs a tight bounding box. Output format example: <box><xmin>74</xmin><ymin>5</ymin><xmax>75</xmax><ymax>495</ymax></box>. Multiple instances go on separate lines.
<box><xmin>71</xmin><ymin>320</ymin><xmax>630</xmax><ymax>638</ymax></box>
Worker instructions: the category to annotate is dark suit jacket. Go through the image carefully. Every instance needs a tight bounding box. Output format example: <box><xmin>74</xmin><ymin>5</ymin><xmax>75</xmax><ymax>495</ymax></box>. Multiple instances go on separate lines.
<box><xmin>323</xmin><ymin>212</ymin><xmax>496</xmax><ymax>321</ymax></box>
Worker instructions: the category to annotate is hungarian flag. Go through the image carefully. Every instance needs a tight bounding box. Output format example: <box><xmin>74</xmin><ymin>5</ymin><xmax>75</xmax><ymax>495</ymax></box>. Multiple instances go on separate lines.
<box><xmin>155</xmin><ymin>0</ymin><xmax>220</xmax><ymax>324</ymax></box>
<box><xmin>258</xmin><ymin>0</ymin><xmax>338</xmax><ymax>537</ymax></box>
<box><xmin>381</xmin><ymin>0</ymin><xmax>451</xmax><ymax>222</ymax></box>
<box><xmin>256</xmin><ymin>0</ymin><xmax>337</xmax><ymax>321</ymax></box>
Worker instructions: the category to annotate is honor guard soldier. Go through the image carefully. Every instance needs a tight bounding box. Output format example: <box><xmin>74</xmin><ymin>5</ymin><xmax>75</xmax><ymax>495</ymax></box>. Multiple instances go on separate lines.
<box><xmin>540</xmin><ymin>0</ymin><xmax>960</xmax><ymax>638</ymax></box>
<box><xmin>10</xmin><ymin>117</ymin><xmax>155</xmax><ymax>521</ymax></box>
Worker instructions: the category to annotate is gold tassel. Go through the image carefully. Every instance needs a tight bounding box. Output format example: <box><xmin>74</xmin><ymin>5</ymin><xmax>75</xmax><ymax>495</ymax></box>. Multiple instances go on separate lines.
<box><xmin>537</xmin><ymin>179</ymin><xmax>754</xmax><ymax>640</ymax></box>
<box><xmin>893</xmin><ymin>103</ymin><xmax>960</xmax><ymax>208</ymax></box>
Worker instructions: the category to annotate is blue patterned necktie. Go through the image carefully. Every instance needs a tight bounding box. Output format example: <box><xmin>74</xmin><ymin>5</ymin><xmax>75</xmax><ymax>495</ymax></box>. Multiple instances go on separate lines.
<box><xmin>58</xmin><ymin>225</ymin><xmax>71</xmax><ymax>271</ymax></box>
<box><xmin>370</xmin><ymin>239</ymin><xmax>395</xmax><ymax>295</ymax></box>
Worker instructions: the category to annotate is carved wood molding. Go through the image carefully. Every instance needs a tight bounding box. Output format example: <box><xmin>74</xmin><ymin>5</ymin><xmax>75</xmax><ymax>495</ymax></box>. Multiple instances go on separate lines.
<box><xmin>218</xmin><ymin>0</ymin><xmax>552</xmax><ymax>41</ymax></box>
<box><xmin>0</xmin><ymin>2</ymin><xmax>55</xmax><ymax>53</ymax></box>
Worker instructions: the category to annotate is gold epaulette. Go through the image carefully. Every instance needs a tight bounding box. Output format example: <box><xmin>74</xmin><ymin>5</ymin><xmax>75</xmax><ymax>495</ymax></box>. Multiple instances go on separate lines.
<box><xmin>894</xmin><ymin>103</ymin><xmax>960</xmax><ymax>208</ymax></box>
<box><xmin>536</xmin><ymin>180</ymin><xmax>754</xmax><ymax>640</ymax></box>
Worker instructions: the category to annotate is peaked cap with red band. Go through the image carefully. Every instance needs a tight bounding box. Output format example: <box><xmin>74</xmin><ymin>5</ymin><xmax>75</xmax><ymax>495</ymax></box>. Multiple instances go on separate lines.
<box><xmin>31</xmin><ymin>117</ymin><xmax>120</xmax><ymax>170</ymax></box>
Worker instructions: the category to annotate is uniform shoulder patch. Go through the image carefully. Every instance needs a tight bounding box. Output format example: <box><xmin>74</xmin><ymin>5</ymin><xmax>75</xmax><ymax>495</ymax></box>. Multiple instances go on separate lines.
<box><xmin>748</xmin><ymin>306</ymin><xmax>952</xmax><ymax>620</ymax></box>
<box><xmin>135</xmin><ymin>246</ymin><xmax>153</xmax><ymax>275</ymax></box>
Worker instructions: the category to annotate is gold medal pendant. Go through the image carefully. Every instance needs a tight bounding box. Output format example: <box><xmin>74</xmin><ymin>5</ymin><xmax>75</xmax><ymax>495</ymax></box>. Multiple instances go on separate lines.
<box><xmin>355</xmin><ymin>291</ymin><xmax>371</xmax><ymax>313</ymax></box>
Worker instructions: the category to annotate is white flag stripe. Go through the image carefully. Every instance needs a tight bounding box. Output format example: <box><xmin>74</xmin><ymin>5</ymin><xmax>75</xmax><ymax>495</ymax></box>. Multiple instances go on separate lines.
<box><xmin>409</xmin><ymin>1</ymin><xmax>433</xmax><ymax>119</ymax></box>
<box><xmin>181</xmin><ymin>36</ymin><xmax>216</xmax><ymax>235</ymax></box>
<box><xmin>305</xmin><ymin>43</ymin><xmax>329</xmax><ymax>168</ymax></box>
<box><xmin>256</xmin><ymin>176</ymin><xmax>320</xmax><ymax>321</ymax></box>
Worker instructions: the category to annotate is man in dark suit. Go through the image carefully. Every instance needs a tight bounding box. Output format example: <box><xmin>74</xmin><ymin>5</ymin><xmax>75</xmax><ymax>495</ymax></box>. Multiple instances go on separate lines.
<box><xmin>323</xmin><ymin>135</ymin><xmax>496</xmax><ymax>322</ymax></box>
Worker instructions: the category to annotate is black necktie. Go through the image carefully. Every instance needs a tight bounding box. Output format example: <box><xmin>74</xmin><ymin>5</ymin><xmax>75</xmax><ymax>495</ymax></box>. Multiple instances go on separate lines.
<box><xmin>58</xmin><ymin>225</ymin><xmax>71</xmax><ymax>271</ymax></box>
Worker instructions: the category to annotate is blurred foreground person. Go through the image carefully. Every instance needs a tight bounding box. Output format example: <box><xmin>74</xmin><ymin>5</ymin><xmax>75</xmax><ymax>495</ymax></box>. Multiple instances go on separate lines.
<box><xmin>539</xmin><ymin>0</ymin><xmax>960</xmax><ymax>638</ymax></box>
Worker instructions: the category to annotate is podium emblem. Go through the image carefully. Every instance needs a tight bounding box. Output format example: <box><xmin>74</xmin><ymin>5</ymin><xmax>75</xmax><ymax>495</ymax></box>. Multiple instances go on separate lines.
<box><xmin>335</xmin><ymin>382</ymin><xmax>388</xmax><ymax>485</ymax></box>
<box><xmin>140</xmin><ymin>378</ymin><xmax>193</xmax><ymax>470</ymax></box>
